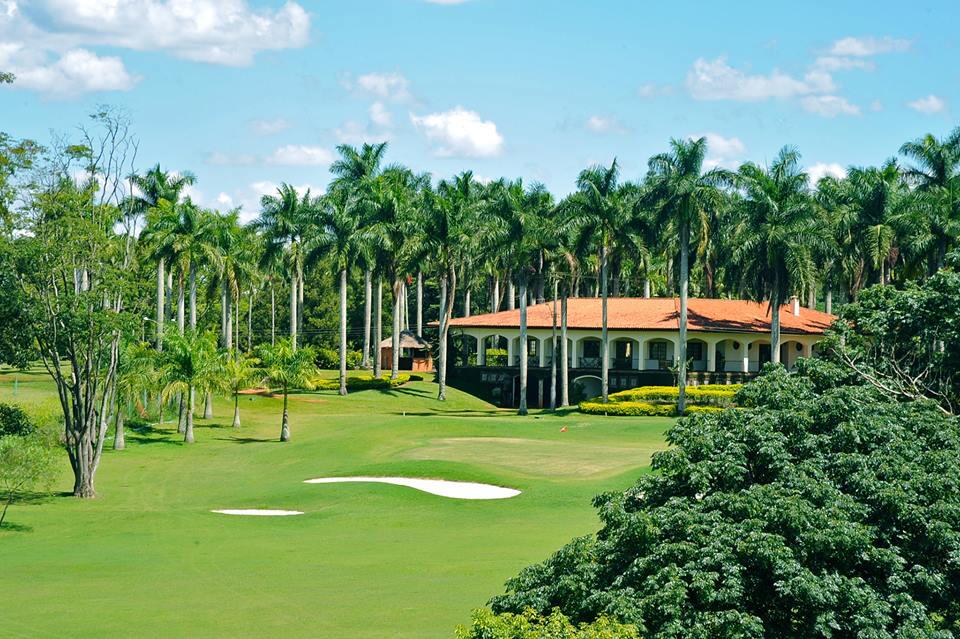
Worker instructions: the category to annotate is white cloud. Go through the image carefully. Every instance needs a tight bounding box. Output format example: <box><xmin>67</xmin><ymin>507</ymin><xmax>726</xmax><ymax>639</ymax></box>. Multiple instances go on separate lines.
<box><xmin>688</xmin><ymin>132</ymin><xmax>745</xmax><ymax>169</ymax></box>
<box><xmin>347</xmin><ymin>72</ymin><xmax>411</xmax><ymax>102</ymax></box>
<box><xmin>686</xmin><ymin>56</ymin><xmax>833</xmax><ymax>101</ymax></box>
<box><xmin>251</xmin><ymin>118</ymin><xmax>292</xmax><ymax>136</ymax></box>
<box><xmin>15</xmin><ymin>0</ymin><xmax>310</xmax><ymax>66</ymax></box>
<box><xmin>2</xmin><ymin>46</ymin><xmax>138</xmax><ymax>96</ymax></box>
<box><xmin>585</xmin><ymin>115</ymin><xmax>627</xmax><ymax>134</ymax></box>
<box><xmin>637</xmin><ymin>83</ymin><xmax>673</xmax><ymax>98</ymax></box>
<box><xmin>829</xmin><ymin>36</ymin><xmax>910</xmax><ymax>57</ymax></box>
<box><xmin>807</xmin><ymin>162</ymin><xmax>847</xmax><ymax>184</ymax></box>
<box><xmin>814</xmin><ymin>56</ymin><xmax>874</xmax><ymax>71</ymax></box>
<box><xmin>206</xmin><ymin>151</ymin><xmax>257</xmax><ymax>166</ymax></box>
<box><xmin>238</xmin><ymin>180</ymin><xmax>322</xmax><ymax>220</ymax></box>
<box><xmin>907</xmin><ymin>94</ymin><xmax>946</xmax><ymax>114</ymax></box>
<box><xmin>410</xmin><ymin>107</ymin><xmax>503</xmax><ymax>157</ymax></box>
<box><xmin>801</xmin><ymin>95</ymin><xmax>861</xmax><ymax>117</ymax></box>
<box><xmin>266</xmin><ymin>145</ymin><xmax>334</xmax><ymax>166</ymax></box>
<box><xmin>333</xmin><ymin>120</ymin><xmax>392</xmax><ymax>145</ymax></box>
<box><xmin>369</xmin><ymin>101</ymin><xmax>393</xmax><ymax>127</ymax></box>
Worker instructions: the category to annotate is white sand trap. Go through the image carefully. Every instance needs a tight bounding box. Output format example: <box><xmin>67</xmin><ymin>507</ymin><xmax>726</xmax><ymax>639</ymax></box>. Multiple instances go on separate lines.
<box><xmin>211</xmin><ymin>509</ymin><xmax>304</xmax><ymax>516</ymax></box>
<box><xmin>303</xmin><ymin>476</ymin><xmax>520</xmax><ymax>500</ymax></box>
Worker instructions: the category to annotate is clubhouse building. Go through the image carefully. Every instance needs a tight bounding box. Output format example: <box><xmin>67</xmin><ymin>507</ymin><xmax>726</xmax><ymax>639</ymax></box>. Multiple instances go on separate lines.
<box><xmin>443</xmin><ymin>296</ymin><xmax>835</xmax><ymax>408</ymax></box>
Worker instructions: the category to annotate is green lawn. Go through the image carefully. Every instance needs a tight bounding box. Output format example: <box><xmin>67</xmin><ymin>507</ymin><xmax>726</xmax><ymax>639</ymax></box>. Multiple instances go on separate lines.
<box><xmin>0</xmin><ymin>370</ymin><xmax>671</xmax><ymax>639</ymax></box>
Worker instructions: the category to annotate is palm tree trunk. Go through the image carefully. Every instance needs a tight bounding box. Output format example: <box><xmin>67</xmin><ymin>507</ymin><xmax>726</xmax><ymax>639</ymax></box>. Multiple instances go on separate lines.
<box><xmin>362</xmin><ymin>270</ymin><xmax>372</xmax><ymax>367</ymax></box>
<box><xmin>339</xmin><ymin>268</ymin><xmax>349</xmax><ymax>396</ymax></box>
<box><xmin>416</xmin><ymin>271</ymin><xmax>423</xmax><ymax>336</ymax></box>
<box><xmin>289</xmin><ymin>270</ymin><xmax>298</xmax><ymax>351</ymax></box>
<box><xmin>464</xmin><ymin>288</ymin><xmax>471</xmax><ymax>317</ymax></box>
<box><xmin>492</xmin><ymin>276</ymin><xmax>500</xmax><ymax>312</ymax></box>
<box><xmin>560</xmin><ymin>287</ymin><xmax>569</xmax><ymax>407</ymax></box>
<box><xmin>225</xmin><ymin>286</ymin><xmax>233</xmax><ymax>350</ymax></box>
<box><xmin>156</xmin><ymin>258</ymin><xmax>165</xmax><ymax>349</ymax></box>
<box><xmin>374</xmin><ymin>276</ymin><xmax>383</xmax><ymax>378</ymax></box>
<box><xmin>643</xmin><ymin>277</ymin><xmax>651</xmax><ymax>299</ymax></box>
<box><xmin>247</xmin><ymin>292</ymin><xmax>253</xmax><ymax>352</ymax></box>
<box><xmin>825</xmin><ymin>288</ymin><xmax>833</xmax><ymax>315</ymax></box>
<box><xmin>177</xmin><ymin>394</ymin><xmax>186</xmax><ymax>433</ymax></box>
<box><xmin>506</xmin><ymin>277</ymin><xmax>515</xmax><ymax>310</ymax></box>
<box><xmin>177</xmin><ymin>275</ymin><xmax>185</xmax><ymax>335</ymax></box>
<box><xmin>550</xmin><ymin>280</ymin><xmax>558</xmax><ymax>410</ymax></box>
<box><xmin>391</xmin><ymin>279</ymin><xmax>401</xmax><ymax>380</ymax></box>
<box><xmin>297</xmin><ymin>270</ymin><xmax>304</xmax><ymax>341</ymax></box>
<box><xmin>771</xmin><ymin>286</ymin><xmax>782</xmax><ymax>365</ymax></box>
<box><xmin>518</xmin><ymin>282</ymin><xmax>528</xmax><ymax>415</ymax></box>
<box><xmin>437</xmin><ymin>269</ymin><xmax>456</xmax><ymax>401</ymax></box>
<box><xmin>232</xmin><ymin>394</ymin><xmax>241</xmax><ymax>428</ymax></box>
<box><xmin>600</xmin><ymin>243</ymin><xmax>609</xmax><ymax>403</ymax></box>
<box><xmin>184</xmin><ymin>385</ymin><xmax>195</xmax><ymax>443</ymax></box>
<box><xmin>112</xmin><ymin>403</ymin><xmax>125</xmax><ymax>450</ymax></box>
<box><xmin>270</xmin><ymin>284</ymin><xmax>276</xmax><ymax>345</ymax></box>
<box><xmin>189</xmin><ymin>263</ymin><xmax>197</xmax><ymax>331</ymax></box>
<box><xmin>280</xmin><ymin>389</ymin><xmax>290</xmax><ymax>442</ymax></box>
<box><xmin>677</xmin><ymin>223</ymin><xmax>689</xmax><ymax>416</ymax></box>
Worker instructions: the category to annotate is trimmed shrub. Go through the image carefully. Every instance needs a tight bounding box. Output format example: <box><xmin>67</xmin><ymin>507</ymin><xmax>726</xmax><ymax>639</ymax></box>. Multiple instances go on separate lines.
<box><xmin>610</xmin><ymin>384</ymin><xmax>741</xmax><ymax>406</ymax></box>
<box><xmin>579</xmin><ymin>400</ymin><xmax>675</xmax><ymax>416</ymax></box>
<box><xmin>315</xmin><ymin>348</ymin><xmax>364</xmax><ymax>370</ymax></box>
<box><xmin>312</xmin><ymin>374</ymin><xmax>411</xmax><ymax>391</ymax></box>
<box><xmin>0</xmin><ymin>403</ymin><xmax>33</xmax><ymax>437</ymax></box>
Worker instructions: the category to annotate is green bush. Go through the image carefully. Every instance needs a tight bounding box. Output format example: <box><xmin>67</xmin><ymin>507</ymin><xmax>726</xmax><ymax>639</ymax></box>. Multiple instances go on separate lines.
<box><xmin>456</xmin><ymin>607</ymin><xmax>639</xmax><ymax>639</ymax></box>
<box><xmin>579</xmin><ymin>400</ymin><xmax>675</xmax><ymax>416</ymax></box>
<box><xmin>609</xmin><ymin>384</ymin><xmax>741</xmax><ymax>406</ymax></box>
<box><xmin>485</xmin><ymin>348</ymin><xmax>508</xmax><ymax>367</ymax></box>
<box><xmin>312</xmin><ymin>374</ymin><xmax>411</xmax><ymax>391</ymax></box>
<box><xmin>315</xmin><ymin>348</ymin><xmax>364</xmax><ymax>370</ymax></box>
<box><xmin>0</xmin><ymin>403</ymin><xmax>33</xmax><ymax>437</ymax></box>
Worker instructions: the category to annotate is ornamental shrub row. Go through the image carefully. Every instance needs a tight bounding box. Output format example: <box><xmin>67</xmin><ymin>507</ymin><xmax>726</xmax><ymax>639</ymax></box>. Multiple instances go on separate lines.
<box><xmin>609</xmin><ymin>384</ymin><xmax>741</xmax><ymax>406</ymax></box>
<box><xmin>311</xmin><ymin>374</ymin><xmax>418</xmax><ymax>391</ymax></box>
<box><xmin>578</xmin><ymin>400</ymin><xmax>728</xmax><ymax>417</ymax></box>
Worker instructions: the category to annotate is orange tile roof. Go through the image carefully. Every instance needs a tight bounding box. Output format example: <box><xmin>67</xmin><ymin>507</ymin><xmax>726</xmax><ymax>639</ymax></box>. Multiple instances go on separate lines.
<box><xmin>445</xmin><ymin>297</ymin><xmax>835</xmax><ymax>335</ymax></box>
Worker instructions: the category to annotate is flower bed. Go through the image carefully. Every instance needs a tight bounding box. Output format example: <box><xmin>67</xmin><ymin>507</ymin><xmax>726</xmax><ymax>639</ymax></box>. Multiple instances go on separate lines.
<box><xmin>312</xmin><ymin>374</ymin><xmax>420</xmax><ymax>391</ymax></box>
<box><xmin>579</xmin><ymin>384</ymin><xmax>741</xmax><ymax>416</ymax></box>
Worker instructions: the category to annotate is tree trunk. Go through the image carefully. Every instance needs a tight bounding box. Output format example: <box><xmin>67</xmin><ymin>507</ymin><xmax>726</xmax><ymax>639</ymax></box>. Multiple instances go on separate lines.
<box><xmin>339</xmin><ymin>268</ymin><xmax>349</xmax><ymax>396</ymax></box>
<box><xmin>771</xmin><ymin>286</ymin><xmax>782</xmax><ymax>365</ymax></box>
<box><xmin>550</xmin><ymin>280</ymin><xmax>558</xmax><ymax>410</ymax></box>
<box><xmin>289</xmin><ymin>270</ymin><xmax>298</xmax><ymax>351</ymax></box>
<box><xmin>374</xmin><ymin>276</ymin><xmax>383</xmax><ymax>378</ymax></box>
<box><xmin>437</xmin><ymin>269</ymin><xmax>457</xmax><ymax>401</ymax></box>
<box><xmin>177</xmin><ymin>275</ymin><xmax>185</xmax><ymax>335</ymax></box>
<box><xmin>189</xmin><ymin>263</ymin><xmax>197</xmax><ymax>331</ymax></box>
<box><xmin>112</xmin><ymin>404</ymin><xmax>125</xmax><ymax>450</ymax></box>
<box><xmin>560</xmin><ymin>288</ymin><xmax>569</xmax><ymax>407</ymax></box>
<box><xmin>643</xmin><ymin>277</ymin><xmax>651</xmax><ymax>299</ymax></box>
<box><xmin>247</xmin><ymin>291</ymin><xmax>253</xmax><ymax>352</ymax></box>
<box><xmin>156</xmin><ymin>258</ymin><xmax>165</xmax><ymax>349</ymax></box>
<box><xmin>297</xmin><ymin>270</ymin><xmax>304</xmax><ymax>342</ymax></box>
<box><xmin>807</xmin><ymin>284</ymin><xmax>816</xmax><ymax>309</ymax></box>
<box><xmin>416</xmin><ymin>271</ymin><xmax>423</xmax><ymax>336</ymax></box>
<box><xmin>825</xmin><ymin>288</ymin><xmax>833</xmax><ymax>315</ymax></box>
<box><xmin>600</xmin><ymin>243</ymin><xmax>609</xmax><ymax>403</ymax></box>
<box><xmin>280</xmin><ymin>390</ymin><xmax>290</xmax><ymax>442</ymax></box>
<box><xmin>225</xmin><ymin>285</ymin><xmax>233</xmax><ymax>351</ymax></box>
<box><xmin>232</xmin><ymin>394</ymin><xmax>241</xmax><ymax>428</ymax></box>
<box><xmin>677</xmin><ymin>224</ymin><xmax>689</xmax><ymax>416</ymax></box>
<box><xmin>506</xmin><ymin>278</ymin><xmax>515</xmax><ymax>310</ymax></box>
<box><xmin>362</xmin><ymin>269</ymin><xmax>372</xmax><ymax>367</ymax></box>
<box><xmin>464</xmin><ymin>288</ymin><xmax>471</xmax><ymax>317</ymax></box>
<box><xmin>518</xmin><ymin>282</ymin><xmax>529</xmax><ymax>416</ymax></box>
<box><xmin>177</xmin><ymin>393</ymin><xmax>186</xmax><ymax>433</ymax></box>
<box><xmin>391</xmin><ymin>279</ymin><xmax>401</xmax><ymax>380</ymax></box>
<box><xmin>184</xmin><ymin>385</ymin><xmax>195</xmax><ymax>443</ymax></box>
<box><xmin>270</xmin><ymin>283</ymin><xmax>276</xmax><ymax>346</ymax></box>
<box><xmin>492</xmin><ymin>276</ymin><xmax>500</xmax><ymax>312</ymax></box>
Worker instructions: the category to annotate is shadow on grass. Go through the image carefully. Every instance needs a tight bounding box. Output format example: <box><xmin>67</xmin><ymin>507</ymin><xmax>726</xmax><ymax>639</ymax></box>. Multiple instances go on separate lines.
<box><xmin>128</xmin><ymin>434</ymin><xmax>182</xmax><ymax>446</ymax></box>
<box><xmin>215</xmin><ymin>436</ymin><xmax>276</xmax><ymax>444</ymax></box>
<box><xmin>0</xmin><ymin>521</ymin><xmax>33</xmax><ymax>532</ymax></box>
<box><xmin>389</xmin><ymin>409</ymin><xmax>504</xmax><ymax>417</ymax></box>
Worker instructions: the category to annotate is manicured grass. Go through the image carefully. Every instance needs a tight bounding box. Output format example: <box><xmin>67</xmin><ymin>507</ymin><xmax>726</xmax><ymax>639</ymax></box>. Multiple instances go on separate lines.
<box><xmin>0</xmin><ymin>371</ymin><xmax>671</xmax><ymax>638</ymax></box>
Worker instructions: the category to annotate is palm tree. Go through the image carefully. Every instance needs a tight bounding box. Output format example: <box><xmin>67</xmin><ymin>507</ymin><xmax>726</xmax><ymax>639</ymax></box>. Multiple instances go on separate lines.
<box><xmin>645</xmin><ymin>137</ymin><xmax>730</xmax><ymax>414</ymax></box>
<box><xmin>731</xmin><ymin>146</ymin><xmax>830</xmax><ymax>365</ymax></box>
<box><xmin>306</xmin><ymin>189</ymin><xmax>364</xmax><ymax>395</ymax></box>
<box><xmin>256</xmin><ymin>184</ymin><xmax>315</xmax><ymax>352</ymax></box>
<box><xmin>112</xmin><ymin>342</ymin><xmax>157</xmax><ymax>450</ymax></box>
<box><xmin>220</xmin><ymin>351</ymin><xmax>259</xmax><ymax>428</ymax></box>
<box><xmin>845</xmin><ymin>161</ymin><xmax>906</xmax><ymax>286</ymax></box>
<box><xmin>330</xmin><ymin>142</ymin><xmax>388</xmax><ymax>368</ymax></box>
<box><xmin>131</xmin><ymin>165</ymin><xmax>196</xmax><ymax>350</ymax></box>
<box><xmin>159</xmin><ymin>332</ymin><xmax>220</xmax><ymax>444</ymax></box>
<box><xmin>897</xmin><ymin>128</ymin><xmax>960</xmax><ymax>274</ymax></box>
<box><xmin>258</xmin><ymin>339</ymin><xmax>318</xmax><ymax>442</ymax></box>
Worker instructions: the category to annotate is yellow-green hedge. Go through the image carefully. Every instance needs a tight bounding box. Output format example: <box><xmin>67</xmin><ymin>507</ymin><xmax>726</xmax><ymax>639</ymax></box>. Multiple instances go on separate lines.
<box><xmin>312</xmin><ymin>374</ymin><xmax>416</xmax><ymax>391</ymax></box>
<box><xmin>609</xmin><ymin>384</ymin><xmax>741</xmax><ymax>406</ymax></box>
<box><xmin>578</xmin><ymin>400</ymin><xmax>730</xmax><ymax>417</ymax></box>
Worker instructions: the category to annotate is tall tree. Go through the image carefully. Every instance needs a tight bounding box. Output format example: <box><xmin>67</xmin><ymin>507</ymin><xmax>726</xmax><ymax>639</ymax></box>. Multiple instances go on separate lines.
<box><xmin>259</xmin><ymin>340</ymin><xmax>318</xmax><ymax>442</ymax></box>
<box><xmin>645</xmin><ymin>137</ymin><xmax>730</xmax><ymax>414</ymax></box>
<box><xmin>731</xmin><ymin>146</ymin><xmax>829</xmax><ymax>365</ymax></box>
<box><xmin>159</xmin><ymin>331</ymin><xmax>220</xmax><ymax>444</ymax></box>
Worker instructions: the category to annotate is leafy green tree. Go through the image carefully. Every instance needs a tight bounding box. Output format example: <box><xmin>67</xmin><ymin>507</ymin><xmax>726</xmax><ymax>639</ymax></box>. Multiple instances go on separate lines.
<box><xmin>112</xmin><ymin>342</ymin><xmax>158</xmax><ymax>450</ymax></box>
<box><xmin>457</xmin><ymin>608</ymin><xmax>639</xmax><ymax>639</ymax></box>
<box><xmin>0</xmin><ymin>434</ymin><xmax>57</xmax><ymax>528</ymax></box>
<box><xmin>645</xmin><ymin>137</ymin><xmax>730</xmax><ymax>413</ymax></box>
<box><xmin>258</xmin><ymin>339</ymin><xmax>318</xmax><ymax>442</ymax></box>
<box><xmin>219</xmin><ymin>351</ymin><xmax>259</xmax><ymax>428</ymax></box>
<box><xmin>731</xmin><ymin>146</ymin><xmax>830</xmax><ymax>364</ymax></box>
<box><xmin>158</xmin><ymin>332</ymin><xmax>220</xmax><ymax>444</ymax></box>
<box><xmin>489</xmin><ymin>363</ymin><xmax>960</xmax><ymax>637</ymax></box>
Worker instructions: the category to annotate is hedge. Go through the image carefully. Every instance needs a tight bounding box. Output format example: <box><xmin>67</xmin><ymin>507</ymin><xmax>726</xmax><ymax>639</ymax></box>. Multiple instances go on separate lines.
<box><xmin>609</xmin><ymin>384</ymin><xmax>741</xmax><ymax>406</ymax></box>
<box><xmin>578</xmin><ymin>400</ymin><xmax>730</xmax><ymax>417</ymax></box>
<box><xmin>311</xmin><ymin>374</ymin><xmax>420</xmax><ymax>391</ymax></box>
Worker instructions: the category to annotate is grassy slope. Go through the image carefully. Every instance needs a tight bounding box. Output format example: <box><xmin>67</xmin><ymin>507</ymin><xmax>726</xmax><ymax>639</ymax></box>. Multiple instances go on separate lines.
<box><xmin>0</xmin><ymin>371</ymin><xmax>670</xmax><ymax>639</ymax></box>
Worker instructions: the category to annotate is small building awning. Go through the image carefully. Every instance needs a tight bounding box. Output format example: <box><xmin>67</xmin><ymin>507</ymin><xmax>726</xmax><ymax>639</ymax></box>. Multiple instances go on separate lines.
<box><xmin>380</xmin><ymin>331</ymin><xmax>431</xmax><ymax>350</ymax></box>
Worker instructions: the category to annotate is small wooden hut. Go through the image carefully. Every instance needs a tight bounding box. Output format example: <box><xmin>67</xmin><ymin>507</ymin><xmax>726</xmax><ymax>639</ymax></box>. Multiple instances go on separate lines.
<box><xmin>380</xmin><ymin>331</ymin><xmax>433</xmax><ymax>372</ymax></box>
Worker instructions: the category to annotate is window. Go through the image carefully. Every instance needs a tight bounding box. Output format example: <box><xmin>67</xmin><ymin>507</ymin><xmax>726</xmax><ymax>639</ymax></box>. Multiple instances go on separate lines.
<box><xmin>688</xmin><ymin>342</ymin><xmax>703</xmax><ymax>361</ymax></box>
<box><xmin>649</xmin><ymin>341</ymin><xmax>667</xmax><ymax>361</ymax></box>
<box><xmin>582</xmin><ymin>340</ymin><xmax>600</xmax><ymax>358</ymax></box>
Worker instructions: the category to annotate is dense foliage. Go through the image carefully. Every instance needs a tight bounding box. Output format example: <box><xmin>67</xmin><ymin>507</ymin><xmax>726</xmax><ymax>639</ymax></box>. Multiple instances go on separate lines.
<box><xmin>456</xmin><ymin>608</ymin><xmax>639</xmax><ymax>639</ymax></box>
<box><xmin>492</xmin><ymin>362</ymin><xmax>960</xmax><ymax>637</ymax></box>
<box><xmin>0</xmin><ymin>402</ymin><xmax>34</xmax><ymax>437</ymax></box>
<box><xmin>579</xmin><ymin>385</ymin><xmax>739</xmax><ymax>416</ymax></box>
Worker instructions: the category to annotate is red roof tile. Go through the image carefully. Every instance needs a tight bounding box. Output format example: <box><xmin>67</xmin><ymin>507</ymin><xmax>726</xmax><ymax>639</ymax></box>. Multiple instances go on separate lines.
<box><xmin>445</xmin><ymin>297</ymin><xmax>835</xmax><ymax>335</ymax></box>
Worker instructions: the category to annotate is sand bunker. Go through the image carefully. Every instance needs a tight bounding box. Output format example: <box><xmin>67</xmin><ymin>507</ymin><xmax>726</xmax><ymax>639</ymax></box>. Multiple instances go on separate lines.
<box><xmin>211</xmin><ymin>509</ymin><xmax>304</xmax><ymax>516</ymax></box>
<box><xmin>303</xmin><ymin>476</ymin><xmax>520</xmax><ymax>500</ymax></box>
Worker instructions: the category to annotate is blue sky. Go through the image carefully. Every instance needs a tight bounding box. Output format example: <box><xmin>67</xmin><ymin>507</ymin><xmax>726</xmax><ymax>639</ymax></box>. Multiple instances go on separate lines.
<box><xmin>1</xmin><ymin>0</ymin><xmax>957</xmax><ymax>219</ymax></box>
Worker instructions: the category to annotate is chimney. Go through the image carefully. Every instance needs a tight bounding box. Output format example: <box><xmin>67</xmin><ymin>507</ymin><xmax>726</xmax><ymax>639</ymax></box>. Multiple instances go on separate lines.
<box><xmin>790</xmin><ymin>295</ymin><xmax>800</xmax><ymax>316</ymax></box>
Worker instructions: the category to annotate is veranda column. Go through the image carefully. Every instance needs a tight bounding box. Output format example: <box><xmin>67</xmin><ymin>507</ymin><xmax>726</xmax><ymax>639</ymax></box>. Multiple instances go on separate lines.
<box><xmin>507</xmin><ymin>335</ymin><xmax>515</xmax><ymax>367</ymax></box>
<box><xmin>802</xmin><ymin>342</ymin><xmax>813</xmax><ymax>358</ymax></box>
<box><xmin>636</xmin><ymin>338</ymin><xmax>646</xmax><ymax>370</ymax></box>
<box><xmin>570</xmin><ymin>337</ymin><xmax>580</xmax><ymax>369</ymax></box>
<box><xmin>538</xmin><ymin>336</ymin><xmax>546</xmax><ymax>367</ymax></box>
<box><xmin>707</xmin><ymin>341</ymin><xmax>717</xmax><ymax>373</ymax></box>
<box><xmin>477</xmin><ymin>336</ymin><xmax>485</xmax><ymax>365</ymax></box>
<box><xmin>742</xmin><ymin>342</ymin><xmax>750</xmax><ymax>373</ymax></box>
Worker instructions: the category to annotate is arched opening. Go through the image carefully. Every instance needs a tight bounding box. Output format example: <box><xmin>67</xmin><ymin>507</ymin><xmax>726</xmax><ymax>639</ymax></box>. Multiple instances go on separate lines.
<box><xmin>612</xmin><ymin>338</ymin><xmax>638</xmax><ymax>370</ymax></box>
<box><xmin>451</xmin><ymin>333</ymin><xmax>476</xmax><ymax>367</ymax></box>
<box><xmin>571</xmin><ymin>375</ymin><xmax>602</xmax><ymax>403</ymax></box>
<box><xmin>646</xmin><ymin>338</ymin><xmax>674</xmax><ymax>370</ymax></box>
<box><xmin>747</xmin><ymin>339</ymin><xmax>771</xmax><ymax>372</ymax></box>
<box><xmin>578</xmin><ymin>338</ymin><xmax>602</xmax><ymax>369</ymax></box>
<box><xmin>715</xmin><ymin>338</ymin><xmax>745</xmax><ymax>372</ymax></box>
<box><xmin>687</xmin><ymin>338</ymin><xmax>708</xmax><ymax>371</ymax></box>
<box><xmin>480</xmin><ymin>335</ymin><xmax>509</xmax><ymax>366</ymax></box>
<box><xmin>781</xmin><ymin>340</ymin><xmax>804</xmax><ymax>370</ymax></box>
